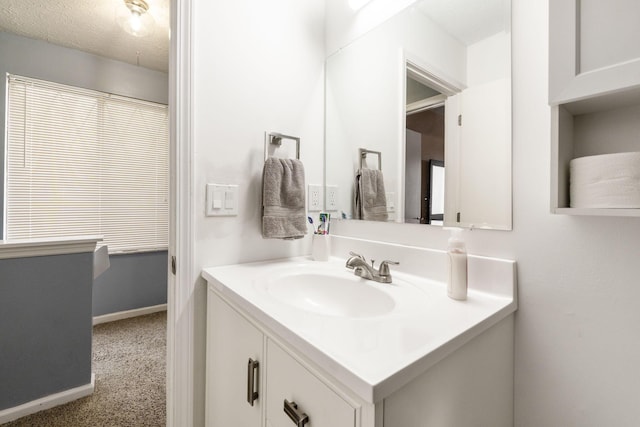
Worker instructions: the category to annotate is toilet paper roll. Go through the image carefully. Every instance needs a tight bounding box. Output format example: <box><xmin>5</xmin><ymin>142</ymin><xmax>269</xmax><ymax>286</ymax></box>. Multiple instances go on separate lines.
<box><xmin>570</xmin><ymin>152</ymin><xmax>640</xmax><ymax>208</ymax></box>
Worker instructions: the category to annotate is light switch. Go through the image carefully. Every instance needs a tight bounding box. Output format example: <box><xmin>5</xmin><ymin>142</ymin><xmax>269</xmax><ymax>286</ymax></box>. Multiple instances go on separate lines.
<box><xmin>206</xmin><ymin>184</ymin><xmax>239</xmax><ymax>216</ymax></box>
<box><xmin>224</xmin><ymin>189</ymin><xmax>234</xmax><ymax>209</ymax></box>
<box><xmin>213</xmin><ymin>191</ymin><xmax>223</xmax><ymax>209</ymax></box>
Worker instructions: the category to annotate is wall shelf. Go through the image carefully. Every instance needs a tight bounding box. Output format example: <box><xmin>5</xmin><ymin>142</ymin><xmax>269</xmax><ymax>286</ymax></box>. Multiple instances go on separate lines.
<box><xmin>550</xmin><ymin>100</ymin><xmax>640</xmax><ymax>214</ymax></box>
<box><xmin>549</xmin><ymin>1</ymin><xmax>640</xmax><ymax>216</ymax></box>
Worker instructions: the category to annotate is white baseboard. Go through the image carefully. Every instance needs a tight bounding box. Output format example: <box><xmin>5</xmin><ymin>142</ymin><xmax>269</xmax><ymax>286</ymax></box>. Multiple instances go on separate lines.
<box><xmin>93</xmin><ymin>303</ymin><xmax>167</xmax><ymax>325</ymax></box>
<box><xmin>0</xmin><ymin>374</ymin><xmax>95</xmax><ymax>424</ymax></box>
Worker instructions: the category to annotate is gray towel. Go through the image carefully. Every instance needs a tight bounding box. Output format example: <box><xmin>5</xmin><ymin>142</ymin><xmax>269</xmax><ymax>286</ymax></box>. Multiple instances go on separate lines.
<box><xmin>262</xmin><ymin>157</ymin><xmax>307</xmax><ymax>239</ymax></box>
<box><xmin>354</xmin><ymin>168</ymin><xmax>388</xmax><ymax>221</ymax></box>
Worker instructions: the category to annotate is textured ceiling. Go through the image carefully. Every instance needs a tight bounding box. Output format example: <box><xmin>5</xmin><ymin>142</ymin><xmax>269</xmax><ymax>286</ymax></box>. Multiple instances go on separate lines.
<box><xmin>0</xmin><ymin>0</ymin><xmax>169</xmax><ymax>72</ymax></box>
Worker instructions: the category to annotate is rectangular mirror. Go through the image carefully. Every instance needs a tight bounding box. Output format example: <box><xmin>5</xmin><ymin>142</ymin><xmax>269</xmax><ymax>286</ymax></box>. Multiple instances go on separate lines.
<box><xmin>325</xmin><ymin>0</ymin><xmax>512</xmax><ymax>230</ymax></box>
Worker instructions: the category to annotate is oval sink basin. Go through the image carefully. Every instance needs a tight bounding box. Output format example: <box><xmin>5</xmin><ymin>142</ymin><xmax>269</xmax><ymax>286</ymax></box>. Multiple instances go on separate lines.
<box><xmin>263</xmin><ymin>272</ymin><xmax>395</xmax><ymax>317</ymax></box>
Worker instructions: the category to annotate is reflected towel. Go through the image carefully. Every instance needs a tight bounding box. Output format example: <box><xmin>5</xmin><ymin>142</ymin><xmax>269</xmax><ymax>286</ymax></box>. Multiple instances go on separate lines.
<box><xmin>262</xmin><ymin>157</ymin><xmax>307</xmax><ymax>239</ymax></box>
<box><xmin>354</xmin><ymin>168</ymin><xmax>388</xmax><ymax>221</ymax></box>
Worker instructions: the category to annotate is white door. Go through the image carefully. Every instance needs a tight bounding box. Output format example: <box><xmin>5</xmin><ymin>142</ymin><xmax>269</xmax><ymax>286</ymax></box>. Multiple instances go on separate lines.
<box><xmin>458</xmin><ymin>80</ymin><xmax>511</xmax><ymax>229</ymax></box>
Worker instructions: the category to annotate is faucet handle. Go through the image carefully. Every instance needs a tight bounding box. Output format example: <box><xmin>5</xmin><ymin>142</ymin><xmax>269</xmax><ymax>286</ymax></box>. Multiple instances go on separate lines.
<box><xmin>345</xmin><ymin>251</ymin><xmax>366</xmax><ymax>270</ymax></box>
<box><xmin>378</xmin><ymin>260</ymin><xmax>399</xmax><ymax>276</ymax></box>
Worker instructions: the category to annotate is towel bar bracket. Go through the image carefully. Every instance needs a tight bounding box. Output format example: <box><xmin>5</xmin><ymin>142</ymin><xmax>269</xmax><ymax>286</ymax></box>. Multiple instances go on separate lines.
<box><xmin>265</xmin><ymin>132</ymin><xmax>300</xmax><ymax>161</ymax></box>
<box><xmin>359</xmin><ymin>148</ymin><xmax>382</xmax><ymax>170</ymax></box>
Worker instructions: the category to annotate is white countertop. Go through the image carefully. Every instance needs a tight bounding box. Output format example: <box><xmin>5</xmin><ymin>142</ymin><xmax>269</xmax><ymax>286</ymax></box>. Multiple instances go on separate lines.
<box><xmin>202</xmin><ymin>255</ymin><xmax>516</xmax><ymax>403</ymax></box>
<box><xmin>0</xmin><ymin>235</ymin><xmax>103</xmax><ymax>259</ymax></box>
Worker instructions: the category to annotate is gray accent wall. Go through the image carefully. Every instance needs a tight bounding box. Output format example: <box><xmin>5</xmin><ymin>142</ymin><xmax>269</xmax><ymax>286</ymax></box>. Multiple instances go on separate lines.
<box><xmin>93</xmin><ymin>251</ymin><xmax>168</xmax><ymax>316</ymax></box>
<box><xmin>0</xmin><ymin>252</ymin><xmax>93</xmax><ymax>410</ymax></box>
<box><xmin>0</xmin><ymin>31</ymin><xmax>169</xmax><ymax>316</ymax></box>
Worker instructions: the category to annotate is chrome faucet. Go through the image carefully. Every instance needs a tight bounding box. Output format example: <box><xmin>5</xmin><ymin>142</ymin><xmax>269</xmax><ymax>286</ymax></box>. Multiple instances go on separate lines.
<box><xmin>345</xmin><ymin>252</ymin><xmax>399</xmax><ymax>284</ymax></box>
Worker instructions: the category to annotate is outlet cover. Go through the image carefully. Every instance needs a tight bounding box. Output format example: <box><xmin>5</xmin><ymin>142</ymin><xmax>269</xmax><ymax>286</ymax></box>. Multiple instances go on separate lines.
<box><xmin>326</xmin><ymin>185</ymin><xmax>338</xmax><ymax>211</ymax></box>
<box><xmin>308</xmin><ymin>185</ymin><xmax>322</xmax><ymax>211</ymax></box>
<box><xmin>386</xmin><ymin>192</ymin><xmax>395</xmax><ymax>212</ymax></box>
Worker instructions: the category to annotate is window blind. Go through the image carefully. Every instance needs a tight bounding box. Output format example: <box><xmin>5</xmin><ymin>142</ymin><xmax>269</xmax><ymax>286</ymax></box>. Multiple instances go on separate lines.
<box><xmin>5</xmin><ymin>75</ymin><xmax>169</xmax><ymax>253</ymax></box>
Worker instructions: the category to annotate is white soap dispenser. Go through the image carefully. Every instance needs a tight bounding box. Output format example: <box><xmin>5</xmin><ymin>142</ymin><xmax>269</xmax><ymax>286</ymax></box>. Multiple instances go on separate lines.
<box><xmin>447</xmin><ymin>227</ymin><xmax>467</xmax><ymax>300</ymax></box>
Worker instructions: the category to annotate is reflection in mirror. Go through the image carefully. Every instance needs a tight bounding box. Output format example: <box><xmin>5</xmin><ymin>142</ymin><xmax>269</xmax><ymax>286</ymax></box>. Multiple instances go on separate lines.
<box><xmin>429</xmin><ymin>160</ymin><xmax>445</xmax><ymax>225</ymax></box>
<box><xmin>354</xmin><ymin>148</ymin><xmax>388</xmax><ymax>221</ymax></box>
<box><xmin>404</xmin><ymin>71</ymin><xmax>448</xmax><ymax>225</ymax></box>
<box><xmin>325</xmin><ymin>0</ymin><xmax>511</xmax><ymax>230</ymax></box>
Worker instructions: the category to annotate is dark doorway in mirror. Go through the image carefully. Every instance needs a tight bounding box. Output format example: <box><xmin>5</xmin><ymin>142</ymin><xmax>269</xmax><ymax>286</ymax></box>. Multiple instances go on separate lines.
<box><xmin>405</xmin><ymin>107</ymin><xmax>445</xmax><ymax>224</ymax></box>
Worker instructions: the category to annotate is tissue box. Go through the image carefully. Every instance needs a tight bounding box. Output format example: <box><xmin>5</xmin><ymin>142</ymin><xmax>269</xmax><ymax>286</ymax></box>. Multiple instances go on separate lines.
<box><xmin>570</xmin><ymin>152</ymin><xmax>640</xmax><ymax>208</ymax></box>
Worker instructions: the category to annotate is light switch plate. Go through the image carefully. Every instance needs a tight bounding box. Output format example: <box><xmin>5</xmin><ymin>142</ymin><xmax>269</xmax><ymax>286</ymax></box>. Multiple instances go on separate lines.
<box><xmin>206</xmin><ymin>184</ymin><xmax>239</xmax><ymax>216</ymax></box>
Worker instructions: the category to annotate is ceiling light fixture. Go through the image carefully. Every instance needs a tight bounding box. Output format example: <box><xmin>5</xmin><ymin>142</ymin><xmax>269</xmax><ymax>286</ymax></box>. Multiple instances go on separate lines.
<box><xmin>117</xmin><ymin>0</ymin><xmax>155</xmax><ymax>37</ymax></box>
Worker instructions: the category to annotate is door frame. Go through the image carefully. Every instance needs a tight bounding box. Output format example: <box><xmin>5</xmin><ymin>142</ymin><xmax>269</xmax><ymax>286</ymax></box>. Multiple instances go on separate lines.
<box><xmin>168</xmin><ymin>0</ymin><xmax>195</xmax><ymax>425</ymax></box>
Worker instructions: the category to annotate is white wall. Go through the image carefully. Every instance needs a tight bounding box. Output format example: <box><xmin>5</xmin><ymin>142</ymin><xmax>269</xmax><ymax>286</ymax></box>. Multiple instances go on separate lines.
<box><xmin>511</xmin><ymin>2</ymin><xmax>640</xmax><ymax>424</ymax></box>
<box><xmin>331</xmin><ymin>0</ymin><xmax>640</xmax><ymax>425</ymax></box>
<box><xmin>325</xmin><ymin>0</ymin><xmax>419</xmax><ymax>56</ymax></box>
<box><xmin>191</xmin><ymin>0</ymin><xmax>325</xmax><ymax>424</ymax></box>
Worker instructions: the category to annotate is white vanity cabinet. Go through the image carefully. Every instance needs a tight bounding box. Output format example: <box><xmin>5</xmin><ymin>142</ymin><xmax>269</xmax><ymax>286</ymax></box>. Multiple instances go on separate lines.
<box><xmin>206</xmin><ymin>289</ymin><xmax>263</xmax><ymax>427</ymax></box>
<box><xmin>203</xmin><ymin>253</ymin><xmax>517</xmax><ymax>427</ymax></box>
<box><xmin>549</xmin><ymin>0</ymin><xmax>640</xmax><ymax>216</ymax></box>
<box><xmin>265</xmin><ymin>340</ymin><xmax>356</xmax><ymax>427</ymax></box>
<box><xmin>206</xmin><ymin>287</ymin><xmax>359</xmax><ymax>427</ymax></box>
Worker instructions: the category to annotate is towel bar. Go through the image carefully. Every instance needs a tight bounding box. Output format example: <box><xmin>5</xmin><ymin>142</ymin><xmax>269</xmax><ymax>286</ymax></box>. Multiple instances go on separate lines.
<box><xmin>265</xmin><ymin>132</ymin><xmax>300</xmax><ymax>161</ymax></box>
<box><xmin>359</xmin><ymin>148</ymin><xmax>382</xmax><ymax>170</ymax></box>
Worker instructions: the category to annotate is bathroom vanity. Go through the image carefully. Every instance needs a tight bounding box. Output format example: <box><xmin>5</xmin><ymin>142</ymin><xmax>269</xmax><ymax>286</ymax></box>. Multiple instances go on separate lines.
<box><xmin>202</xmin><ymin>239</ymin><xmax>517</xmax><ymax>427</ymax></box>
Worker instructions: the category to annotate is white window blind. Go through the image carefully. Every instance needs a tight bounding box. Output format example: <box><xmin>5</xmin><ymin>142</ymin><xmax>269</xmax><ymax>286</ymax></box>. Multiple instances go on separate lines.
<box><xmin>5</xmin><ymin>75</ymin><xmax>169</xmax><ymax>253</ymax></box>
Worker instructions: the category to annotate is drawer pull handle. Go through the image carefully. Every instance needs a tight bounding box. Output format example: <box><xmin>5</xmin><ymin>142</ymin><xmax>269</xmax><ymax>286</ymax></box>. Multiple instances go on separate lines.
<box><xmin>284</xmin><ymin>399</ymin><xmax>309</xmax><ymax>427</ymax></box>
<box><xmin>247</xmin><ymin>358</ymin><xmax>259</xmax><ymax>406</ymax></box>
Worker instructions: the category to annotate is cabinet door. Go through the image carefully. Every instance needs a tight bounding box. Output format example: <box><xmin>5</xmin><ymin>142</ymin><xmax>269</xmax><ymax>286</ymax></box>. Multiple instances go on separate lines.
<box><xmin>265</xmin><ymin>340</ymin><xmax>355</xmax><ymax>427</ymax></box>
<box><xmin>206</xmin><ymin>290</ymin><xmax>263</xmax><ymax>427</ymax></box>
<box><xmin>549</xmin><ymin>0</ymin><xmax>640</xmax><ymax>104</ymax></box>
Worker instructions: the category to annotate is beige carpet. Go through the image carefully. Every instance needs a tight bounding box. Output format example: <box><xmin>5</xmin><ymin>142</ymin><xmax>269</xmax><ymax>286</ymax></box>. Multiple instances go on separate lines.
<box><xmin>4</xmin><ymin>311</ymin><xmax>166</xmax><ymax>427</ymax></box>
